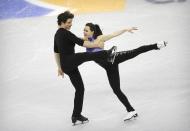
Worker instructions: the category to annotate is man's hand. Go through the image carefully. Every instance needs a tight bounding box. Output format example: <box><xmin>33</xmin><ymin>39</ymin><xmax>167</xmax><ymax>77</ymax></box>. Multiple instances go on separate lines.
<box><xmin>58</xmin><ymin>68</ymin><xmax>64</xmax><ymax>78</ymax></box>
<box><xmin>126</xmin><ymin>27</ymin><xmax>138</xmax><ymax>33</ymax></box>
<box><xmin>97</xmin><ymin>41</ymin><xmax>104</xmax><ymax>48</ymax></box>
<box><xmin>95</xmin><ymin>39</ymin><xmax>104</xmax><ymax>48</ymax></box>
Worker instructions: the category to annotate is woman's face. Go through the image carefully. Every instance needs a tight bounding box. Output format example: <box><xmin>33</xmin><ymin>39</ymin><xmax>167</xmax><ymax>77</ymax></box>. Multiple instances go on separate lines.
<box><xmin>83</xmin><ymin>26</ymin><xmax>94</xmax><ymax>39</ymax></box>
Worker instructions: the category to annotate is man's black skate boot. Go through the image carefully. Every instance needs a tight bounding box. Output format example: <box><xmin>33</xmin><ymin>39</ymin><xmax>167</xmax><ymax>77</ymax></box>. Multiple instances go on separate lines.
<box><xmin>72</xmin><ymin>115</ymin><xmax>89</xmax><ymax>125</ymax></box>
<box><xmin>107</xmin><ymin>46</ymin><xmax>117</xmax><ymax>64</ymax></box>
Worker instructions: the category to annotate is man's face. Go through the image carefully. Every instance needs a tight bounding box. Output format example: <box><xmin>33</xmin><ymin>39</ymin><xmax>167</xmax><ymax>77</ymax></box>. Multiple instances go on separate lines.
<box><xmin>63</xmin><ymin>18</ymin><xmax>73</xmax><ymax>30</ymax></box>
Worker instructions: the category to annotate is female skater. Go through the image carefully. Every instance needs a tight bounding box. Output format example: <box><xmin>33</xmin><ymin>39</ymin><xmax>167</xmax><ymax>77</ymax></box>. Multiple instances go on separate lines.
<box><xmin>83</xmin><ymin>23</ymin><xmax>167</xmax><ymax>121</ymax></box>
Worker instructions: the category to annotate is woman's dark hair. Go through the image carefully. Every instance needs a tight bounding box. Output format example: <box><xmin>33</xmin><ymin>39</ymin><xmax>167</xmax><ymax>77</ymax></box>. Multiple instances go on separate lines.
<box><xmin>85</xmin><ymin>23</ymin><xmax>103</xmax><ymax>39</ymax></box>
<box><xmin>57</xmin><ymin>11</ymin><xmax>74</xmax><ymax>25</ymax></box>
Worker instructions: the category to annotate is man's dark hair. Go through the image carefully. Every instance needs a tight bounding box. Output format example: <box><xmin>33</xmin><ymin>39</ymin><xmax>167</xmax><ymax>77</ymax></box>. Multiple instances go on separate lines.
<box><xmin>57</xmin><ymin>11</ymin><xmax>74</xmax><ymax>25</ymax></box>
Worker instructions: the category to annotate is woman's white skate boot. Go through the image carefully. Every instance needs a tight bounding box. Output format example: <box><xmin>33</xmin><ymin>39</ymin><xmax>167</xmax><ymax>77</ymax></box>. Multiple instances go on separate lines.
<box><xmin>157</xmin><ymin>41</ymin><xmax>168</xmax><ymax>49</ymax></box>
<box><xmin>124</xmin><ymin>111</ymin><xmax>138</xmax><ymax>121</ymax></box>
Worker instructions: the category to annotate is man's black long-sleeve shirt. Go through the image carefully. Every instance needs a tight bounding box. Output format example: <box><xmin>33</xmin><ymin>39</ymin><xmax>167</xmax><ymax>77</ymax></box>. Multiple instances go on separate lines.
<box><xmin>54</xmin><ymin>28</ymin><xmax>84</xmax><ymax>55</ymax></box>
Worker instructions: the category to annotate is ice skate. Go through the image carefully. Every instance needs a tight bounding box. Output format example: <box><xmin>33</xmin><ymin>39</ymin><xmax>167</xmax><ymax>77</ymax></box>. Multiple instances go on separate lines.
<box><xmin>107</xmin><ymin>46</ymin><xmax>117</xmax><ymax>64</ymax></box>
<box><xmin>157</xmin><ymin>41</ymin><xmax>168</xmax><ymax>50</ymax></box>
<box><xmin>124</xmin><ymin>111</ymin><xmax>138</xmax><ymax>121</ymax></box>
<box><xmin>72</xmin><ymin>115</ymin><xmax>89</xmax><ymax>126</ymax></box>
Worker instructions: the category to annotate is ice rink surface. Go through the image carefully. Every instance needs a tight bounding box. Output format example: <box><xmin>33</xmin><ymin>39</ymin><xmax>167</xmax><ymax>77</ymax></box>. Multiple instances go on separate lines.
<box><xmin>0</xmin><ymin>0</ymin><xmax>190</xmax><ymax>131</ymax></box>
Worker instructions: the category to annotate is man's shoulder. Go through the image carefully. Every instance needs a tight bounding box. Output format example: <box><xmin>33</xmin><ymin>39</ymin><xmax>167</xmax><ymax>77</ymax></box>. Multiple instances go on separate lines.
<box><xmin>55</xmin><ymin>28</ymin><xmax>68</xmax><ymax>37</ymax></box>
<box><xmin>57</xmin><ymin>28</ymin><xmax>73</xmax><ymax>35</ymax></box>
<box><xmin>57</xmin><ymin>28</ymin><xmax>66</xmax><ymax>33</ymax></box>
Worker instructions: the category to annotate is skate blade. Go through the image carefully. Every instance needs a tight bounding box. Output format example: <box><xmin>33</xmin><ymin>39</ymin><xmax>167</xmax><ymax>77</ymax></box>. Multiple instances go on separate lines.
<box><xmin>164</xmin><ymin>41</ymin><xmax>168</xmax><ymax>46</ymax></box>
<box><xmin>72</xmin><ymin>120</ymin><xmax>89</xmax><ymax>126</ymax></box>
<box><xmin>124</xmin><ymin>114</ymin><xmax>138</xmax><ymax>121</ymax></box>
<box><xmin>111</xmin><ymin>47</ymin><xmax>117</xmax><ymax>64</ymax></box>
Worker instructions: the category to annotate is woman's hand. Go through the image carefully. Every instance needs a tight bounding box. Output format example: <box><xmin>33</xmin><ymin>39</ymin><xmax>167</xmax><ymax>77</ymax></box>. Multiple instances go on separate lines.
<box><xmin>58</xmin><ymin>68</ymin><xmax>64</xmax><ymax>78</ymax></box>
<box><xmin>126</xmin><ymin>27</ymin><xmax>138</xmax><ymax>33</ymax></box>
<box><xmin>95</xmin><ymin>39</ymin><xmax>104</xmax><ymax>48</ymax></box>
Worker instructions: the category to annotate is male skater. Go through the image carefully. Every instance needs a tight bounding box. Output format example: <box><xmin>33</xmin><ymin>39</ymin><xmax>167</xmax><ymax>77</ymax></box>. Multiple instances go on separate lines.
<box><xmin>54</xmin><ymin>11</ymin><xmax>116</xmax><ymax>125</ymax></box>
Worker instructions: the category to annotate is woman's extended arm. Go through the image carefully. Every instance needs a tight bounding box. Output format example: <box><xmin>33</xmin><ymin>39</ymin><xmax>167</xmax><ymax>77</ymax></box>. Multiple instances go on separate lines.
<box><xmin>99</xmin><ymin>27</ymin><xmax>138</xmax><ymax>42</ymax></box>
